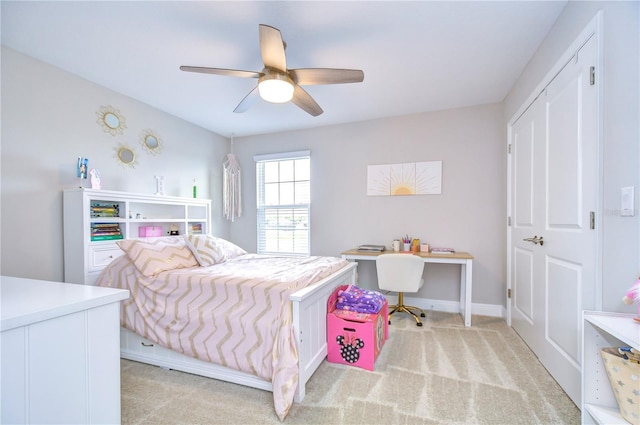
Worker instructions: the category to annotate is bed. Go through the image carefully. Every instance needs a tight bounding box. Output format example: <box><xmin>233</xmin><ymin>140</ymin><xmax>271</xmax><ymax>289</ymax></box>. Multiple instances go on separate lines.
<box><xmin>95</xmin><ymin>235</ymin><xmax>357</xmax><ymax>420</ymax></box>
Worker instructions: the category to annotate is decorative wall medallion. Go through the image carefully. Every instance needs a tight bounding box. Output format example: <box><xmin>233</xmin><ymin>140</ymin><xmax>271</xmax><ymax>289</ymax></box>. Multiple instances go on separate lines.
<box><xmin>114</xmin><ymin>143</ymin><xmax>137</xmax><ymax>169</ymax></box>
<box><xmin>97</xmin><ymin>105</ymin><xmax>126</xmax><ymax>136</ymax></box>
<box><xmin>139</xmin><ymin>129</ymin><xmax>163</xmax><ymax>155</ymax></box>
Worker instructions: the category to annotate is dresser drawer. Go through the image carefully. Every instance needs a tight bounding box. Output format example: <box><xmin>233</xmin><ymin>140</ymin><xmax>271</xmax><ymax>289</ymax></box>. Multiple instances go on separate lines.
<box><xmin>89</xmin><ymin>245</ymin><xmax>124</xmax><ymax>270</ymax></box>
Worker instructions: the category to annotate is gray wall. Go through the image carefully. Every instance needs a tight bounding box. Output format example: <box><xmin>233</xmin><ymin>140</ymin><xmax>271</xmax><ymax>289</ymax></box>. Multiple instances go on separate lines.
<box><xmin>1</xmin><ymin>47</ymin><xmax>230</xmax><ymax>281</ymax></box>
<box><xmin>1</xmin><ymin>1</ymin><xmax>638</xmax><ymax>317</ymax></box>
<box><xmin>230</xmin><ymin>104</ymin><xmax>506</xmax><ymax>309</ymax></box>
<box><xmin>503</xmin><ymin>1</ymin><xmax>640</xmax><ymax>314</ymax></box>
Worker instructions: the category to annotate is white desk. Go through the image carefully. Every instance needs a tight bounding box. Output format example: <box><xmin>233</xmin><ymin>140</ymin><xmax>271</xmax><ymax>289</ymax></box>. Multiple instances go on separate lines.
<box><xmin>341</xmin><ymin>249</ymin><xmax>474</xmax><ymax>327</ymax></box>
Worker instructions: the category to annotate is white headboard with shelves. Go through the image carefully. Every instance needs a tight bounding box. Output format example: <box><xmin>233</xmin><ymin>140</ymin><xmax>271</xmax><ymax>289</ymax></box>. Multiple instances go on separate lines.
<box><xmin>63</xmin><ymin>188</ymin><xmax>211</xmax><ymax>285</ymax></box>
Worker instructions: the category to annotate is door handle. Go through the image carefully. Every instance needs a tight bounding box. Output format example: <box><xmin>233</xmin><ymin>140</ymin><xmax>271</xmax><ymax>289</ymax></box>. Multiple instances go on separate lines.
<box><xmin>523</xmin><ymin>235</ymin><xmax>544</xmax><ymax>246</ymax></box>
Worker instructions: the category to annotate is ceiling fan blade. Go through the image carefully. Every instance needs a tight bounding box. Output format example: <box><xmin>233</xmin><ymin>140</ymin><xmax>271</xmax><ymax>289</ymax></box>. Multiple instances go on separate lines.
<box><xmin>259</xmin><ymin>24</ymin><xmax>287</xmax><ymax>72</ymax></box>
<box><xmin>180</xmin><ymin>66</ymin><xmax>261</xmax><ymax>79</ymax></box>
<box><xmin>233</xmin><ymin>86</ymin><xmax>260</xmax><ymax>113</ymax></box>
<box><xmin>289</xmin><ymin>68</ymin><xmax>364</xmax><ymax>85</ymax></box>
<box><xmin>291</xmin><ymin>85</ymin><xmax>323</xmax><ymax>116</ymax></box>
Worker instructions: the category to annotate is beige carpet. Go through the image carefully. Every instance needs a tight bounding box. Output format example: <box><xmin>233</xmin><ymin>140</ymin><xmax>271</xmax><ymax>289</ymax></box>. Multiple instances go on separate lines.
<box><xmin>121</xmin><ymin>312</ymin><xmax>580</xmax><ymax>424</ymax></box>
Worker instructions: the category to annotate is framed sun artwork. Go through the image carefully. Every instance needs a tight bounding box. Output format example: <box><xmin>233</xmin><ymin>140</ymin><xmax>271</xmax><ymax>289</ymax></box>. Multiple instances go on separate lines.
<box><xmin>367</xmin><ymin>161</ymin><xmax>442</xmax><ymax>196</ymax></box>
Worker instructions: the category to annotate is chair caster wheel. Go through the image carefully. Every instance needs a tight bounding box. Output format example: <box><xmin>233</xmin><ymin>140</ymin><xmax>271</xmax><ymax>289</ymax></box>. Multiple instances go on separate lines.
<box><xmin>388</xmin><ymin>320</ymin><xmax>391</xmax><ymax>325</ymax></box>
<box><xmin>420</xmin><ymin>313</ymin><xmax>426</xmax><ymax>317</ymax></box>
<box><xmin>417</xmin><ymin>322</ymin><xmax>423</xmax><ymax>327</ymax></box>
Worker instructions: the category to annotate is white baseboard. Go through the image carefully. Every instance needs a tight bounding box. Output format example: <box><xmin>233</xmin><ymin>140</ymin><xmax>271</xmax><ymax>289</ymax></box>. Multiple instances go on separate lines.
<box><xmin>384</xmin><ymin>295</ymin><xmax>504</xmax><ymax>319</ymax></box>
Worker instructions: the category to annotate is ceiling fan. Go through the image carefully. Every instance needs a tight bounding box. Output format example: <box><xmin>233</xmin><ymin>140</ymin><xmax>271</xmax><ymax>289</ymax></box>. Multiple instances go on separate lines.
<box><xmin>180</xmin><ymin>24</ymin><xmax>364</xmax><ymax>117</ymax></box>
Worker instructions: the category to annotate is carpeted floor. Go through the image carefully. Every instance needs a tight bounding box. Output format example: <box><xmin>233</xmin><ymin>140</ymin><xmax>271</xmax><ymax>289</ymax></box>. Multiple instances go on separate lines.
<box><xmin>120</xmin><ymin>312</ymin><xmax>581</xmax><ymax>424</ymax></box>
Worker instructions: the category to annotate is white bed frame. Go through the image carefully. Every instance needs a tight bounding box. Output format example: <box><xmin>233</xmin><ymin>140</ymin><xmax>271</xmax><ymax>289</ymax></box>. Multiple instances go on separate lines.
<box><xmin>120</xmin><ymin>262</ymin><xmax>357</xmax><ymax>402</ymax></box>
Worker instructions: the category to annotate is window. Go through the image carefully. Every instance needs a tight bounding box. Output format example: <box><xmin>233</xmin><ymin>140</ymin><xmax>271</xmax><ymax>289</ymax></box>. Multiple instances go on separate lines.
<box><xmin>255</xmin><ymin>151</ymin><xmax>310</xmax><ymax>256</ymax></box>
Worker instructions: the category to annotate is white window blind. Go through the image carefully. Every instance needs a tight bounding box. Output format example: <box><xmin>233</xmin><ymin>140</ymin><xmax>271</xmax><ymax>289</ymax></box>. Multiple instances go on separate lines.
<box><xmin>255</xmin><ymin>151</ymin><xmax>310</xmax><ymax>256</ymax></box>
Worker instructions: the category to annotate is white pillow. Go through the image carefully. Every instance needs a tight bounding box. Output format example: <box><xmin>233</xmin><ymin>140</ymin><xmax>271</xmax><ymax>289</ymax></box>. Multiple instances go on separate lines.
<box><xmin>212</xmin><ymin>236</ymin><xmax>247</xmax><ymax>260</ymax></box>
<box><xmin>184</xmin><ymin>234</ymin><xmax>226</xmax><ymax>267</ymax></box>
<box><xmin>117</xmin><ymin>236</ymin><xmax>198</xmax><ymax>277</ymax></box>
<box><xmin>184</xmin><ymin>235</ymin><xmax>247</xmax><ymax>266</ymax></box>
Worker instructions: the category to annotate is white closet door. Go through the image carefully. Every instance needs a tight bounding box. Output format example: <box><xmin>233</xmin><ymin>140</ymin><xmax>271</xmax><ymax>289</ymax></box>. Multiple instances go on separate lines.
<box><xmin>509</xmin><ymin>34</ymin><xmax>598</xmax><ymax>406</ymax></box>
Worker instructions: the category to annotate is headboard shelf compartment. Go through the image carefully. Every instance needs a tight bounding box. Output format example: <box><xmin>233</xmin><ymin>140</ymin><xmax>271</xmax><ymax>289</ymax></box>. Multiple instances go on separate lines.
<box><xmin>63</xmin><ymin>188</ymin><xmax>212</xmax><ymax>285</ymax></box>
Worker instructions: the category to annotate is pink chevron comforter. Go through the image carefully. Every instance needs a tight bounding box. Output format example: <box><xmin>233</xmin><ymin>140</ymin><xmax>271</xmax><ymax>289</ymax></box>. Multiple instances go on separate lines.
<box><xmin>96</xmin><ymin>253</ymin><xmax>349</xmax><ymax>420</ymax></box>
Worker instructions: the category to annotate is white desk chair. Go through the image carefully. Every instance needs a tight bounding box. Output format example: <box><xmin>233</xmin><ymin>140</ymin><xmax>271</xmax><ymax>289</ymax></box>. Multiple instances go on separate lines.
<box><xmin>376</xmin><ymin>253</ymin><xmax>426</xmax><ymax>327</ymax></box>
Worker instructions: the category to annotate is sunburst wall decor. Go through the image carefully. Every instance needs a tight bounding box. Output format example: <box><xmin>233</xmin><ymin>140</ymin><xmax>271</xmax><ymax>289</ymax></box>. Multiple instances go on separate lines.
<box><xmin>139</xmin><ymin>129</ymin><xmax>163</xmax><ymax>155</ymax></box>
<box><xmin>114</xmin><ymin>143</ymin><xmax>137</xmax><ymax>169</ymax></box>
<box><xmin>367</xmin><ymin>161</ymin><xmax>442</xmax><ymax>196</ymax></box>
<box><xmin>96</xmin><ymin>105</ymin><xmax>126</xmax><ymax>136</ymax></box>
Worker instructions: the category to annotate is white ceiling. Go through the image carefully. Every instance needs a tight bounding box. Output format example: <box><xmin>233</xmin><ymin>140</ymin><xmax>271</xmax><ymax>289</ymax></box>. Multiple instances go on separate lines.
<box><xmin>1</xmin><ymin>1</ymin><xmax>566</xmax><ymax>137</ymax></box>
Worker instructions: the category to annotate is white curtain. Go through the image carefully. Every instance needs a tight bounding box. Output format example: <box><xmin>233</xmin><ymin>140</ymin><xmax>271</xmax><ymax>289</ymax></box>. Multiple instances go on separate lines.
<box><xmin>223</xmin><ymin>153</ymin><xmax>242</xmax><ymax>222</ymax></box>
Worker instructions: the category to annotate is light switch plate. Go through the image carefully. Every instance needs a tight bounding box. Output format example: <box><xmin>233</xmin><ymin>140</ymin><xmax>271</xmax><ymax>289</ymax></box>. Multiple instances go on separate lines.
<box><xmin>621</xmin><ymin>186</ymin><xmax>634</xmax><ymax>217</ymax></box>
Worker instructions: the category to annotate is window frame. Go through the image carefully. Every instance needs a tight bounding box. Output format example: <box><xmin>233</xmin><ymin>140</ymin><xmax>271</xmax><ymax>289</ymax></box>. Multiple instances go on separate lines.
<box><xmin>254</xmin><ymin>150</ymin><xmax>311</xmax><ymax>256</ymax></box>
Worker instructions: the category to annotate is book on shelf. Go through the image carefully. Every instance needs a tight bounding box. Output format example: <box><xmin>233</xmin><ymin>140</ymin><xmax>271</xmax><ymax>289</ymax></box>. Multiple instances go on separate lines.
<box><xmin>90</xmin><ymin>203</ymin><xmax>120</xmax><ymax>218</ymax></box>
<box><xmin>91</xmin><ymin>223</ymin><xmax>122</xmax><ymax>239</ymax></box>
<box><xmin>91</xmin><ymin>225</ymin><xmax>121</xmax><ymax>232</ymax></box>
<box><xmin>91</xmin><ymin>223</ymin><xmax>120</xmax><ymax>228</ymax></box>
<box><xmin>90</xmin><ymin>206</ymin><xmax>118</xmax><ymax>210</ymax></box>
<box><xmin>357</xmin><ymin>244</ymin><xmax>386</xmax><ymax>252</ymax></box>
<box><xmin>91</xmin><ymin>234</ymin><xmax>124</xmax><ymax>241</ymax></box>
<box><xmin>189</xmin><ymin>223</ymin><xmax>203</xmax><ymax>234</ymax></box>
<box><xmin>91</xmin><ymin>202</ymin><xmax>119</xmax><ymax>208</ymax></box>
<box><xmin>430</xmin><ymin>247</ymin><xmax>455</xmax><ymax>254</ymax></box>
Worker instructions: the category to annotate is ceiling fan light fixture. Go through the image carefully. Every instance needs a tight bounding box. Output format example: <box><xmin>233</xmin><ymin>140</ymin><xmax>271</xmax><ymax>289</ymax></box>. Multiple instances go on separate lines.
<box><xmin>258</xmin><ymin>73</ymin><xmax>294</xmax><ymax>103</ymax></box>
<box><xmin>180</xmin><ymin>24</ymin><xmax>363</xmax><ymax>116</ymax></box>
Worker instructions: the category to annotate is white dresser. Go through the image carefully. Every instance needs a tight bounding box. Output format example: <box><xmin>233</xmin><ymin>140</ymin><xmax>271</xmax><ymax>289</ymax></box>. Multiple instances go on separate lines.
<box><xmin>1</xmin><ymin>276</ymin><xmax>129</xmax><ymax>424</ymax></box>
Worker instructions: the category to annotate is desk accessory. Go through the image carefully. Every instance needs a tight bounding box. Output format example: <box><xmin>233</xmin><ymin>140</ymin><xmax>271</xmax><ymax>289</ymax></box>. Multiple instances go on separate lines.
<box><xmin>431</xmin><ymin>247</ymin><xmax>455</xmax><ymax>254</ymax></box>
<box><xmin>411</xmin><ymin>238</ymin><xmax>420</xmax><ymax>252</ymax></box>
<box><xmin>358</xmin><ymin>244</ymin><xmax>385</xmax><ymax>252</ymax></box>
<box><xmin>402</xmin><ymin>235</ymin><xmax>411</xmax><ymax>251</ymax></box>
<box><xmin>392</xmin><ymin>240</ymin><xmax>400</xmax><ymax>252</ymax></box>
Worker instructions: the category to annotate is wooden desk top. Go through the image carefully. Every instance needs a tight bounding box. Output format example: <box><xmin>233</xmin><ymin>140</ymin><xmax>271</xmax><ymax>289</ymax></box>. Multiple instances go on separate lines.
<box><xmin>341</xmin><ymin>249</ymin><xmax>474</xmax><ymax>260</ymax></box>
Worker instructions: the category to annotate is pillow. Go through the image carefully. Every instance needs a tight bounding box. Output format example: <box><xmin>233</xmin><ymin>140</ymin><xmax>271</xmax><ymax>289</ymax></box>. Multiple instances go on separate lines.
<box><xmin>212</xmin><ymin>236</ymin><xmax>247</xmax><ymax>260</ymax></box>
<box><xmin>184</xmin><ymin>235</ymin><xmax>247</xmax><ymax>266</ymax></box>
<box><xmin>183</xmin><ymin>234</ymin><xmax>226</xmax><ymax>267</ymax></box>
<box><xmin>117</xmin><ymin>236</ymin><xmax>198</xmax><ymax>277</ymax></box>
